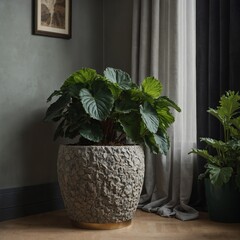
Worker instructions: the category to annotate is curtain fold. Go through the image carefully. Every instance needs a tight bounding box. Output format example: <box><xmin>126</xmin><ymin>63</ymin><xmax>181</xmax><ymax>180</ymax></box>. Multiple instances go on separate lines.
<box><xmin>193</xmin><ymin>0</ymin><xmax>240</xmax><ymax>208</ymax></box>
<box><xmin>132</xmin><ymin>0</ymin><xmax>198</xmax><ymax>221</ymax></box>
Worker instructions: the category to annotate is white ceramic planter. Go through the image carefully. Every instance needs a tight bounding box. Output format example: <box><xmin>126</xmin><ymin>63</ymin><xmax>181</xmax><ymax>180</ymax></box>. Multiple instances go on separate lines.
<box><xmin>57</xmin><ymin>145</ymin><xmax>145</xmax><ymax>229</ymax></box>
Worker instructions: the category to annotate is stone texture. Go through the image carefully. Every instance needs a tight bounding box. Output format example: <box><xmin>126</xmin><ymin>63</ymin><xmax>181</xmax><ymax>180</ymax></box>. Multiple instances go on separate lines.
<box><xmin>57</xmin><ymin>145</ymin><xmax>145</xmax><ymax>224</ymax></box>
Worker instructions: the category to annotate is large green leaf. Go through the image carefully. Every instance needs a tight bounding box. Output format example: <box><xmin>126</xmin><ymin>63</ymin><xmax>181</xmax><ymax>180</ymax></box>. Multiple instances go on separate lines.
<box><xmin>104</xmin><ymin>67</ymin><xmax>133</xmax><ymax>90</ymax></box>
<box><xmin>156</xmin><ymin>107</ymin><xmax>175</xmax><ymax>131</ymax></box>
<box><xmin>144</xmin><ymin>133</ymin><xmax>169</xmax><ymax>155</ymax></box>
<box><xmin>74</xmin><ymin>68</ymin><xmax>97</xmax><ymax>82</ymax></box>
<box><xmin>115</xmin><ymin>92</ymin><xmax>139</xmax><ymax>113</ymax></box>
<box><xmin>47</xmin><ymin>90</ymin><xmax>61</xmax><ymax>102</ymax></box>
<box><xmin>106</xmin><ymin>82</ymin><xmax>122</xmax><ymax>99</ymax></box>
<box><xmin>64</xmin><ymin>113</ymin><xmax>89</xmax><ymax>139</ymax></box>
<box><xmin>65</xmin><ymin>125</ymin><xmax>81</xmax><ymax>139</ymax></box>
<box><xmin>115</xmin><ymin>101</ymin><xmax>139</xmax><ymax>113</ymax></box>
<box><xmin>44</xmin><ymin>94</ymin><xmax>70</xmax><ymax>121</ymax></box>
<box><xmin>141</xmin><ymin>77</ymin><xmax>162</xmax><ymax>99</ymax></box>
<box><xmin>231</xmin><ymin>116</ymin><xmax>240</xmax><ymax>131</ymax></box>
<box><xmin>119</xmin><ymin>113</ymin><xmax>141</xmax><ymax>142</ymax></box>
<box><xmin>53</xmin><ymin>119</ymin><xmax>65</xmax><ymax>140</ymax></box>
<box><xmin>229</xmin><ymin>126</ymin><xmax>240</xmax><ymax>139</ymax></box>
<box><xmin>153</xmin><ymin>133</ymin><xmax>169</xmax><ymax>155</ymax></box>
<box><xmin>208</xmin><ymin>91</ymin><xmax>240</xmax><ymax>128</ymax></box>
<box><xmin>154</xmin><ymin>97</ymin><xmax>180</xmax><ymax>132</ymax></box>
<box><xmin>129</xmin><ymin>88</ymin><xmax>145</xmax><ymax>101</ymax></box>
<box><xmin>200</xmin><ymin>138</ymin><xmax>227</xmax><ymax>150</ymax></box>
<box><xmin>144</xmin><ymin>134</ymin><xmax>159</xmax><ymax>154</ymax></box>
<box><xmin>228</xmin><ymin>139</ymin><xmax>240</xmax><ymax>150</ymax></box>
<box><xmin>140</xmin><ymin>102</ymin><xmax>159</xmax><ymax>133</ymax></box>
<box><xmin>207</xmin><ymin>108</ymin><xmax>224</xmax><ymax>124</ymax></box>
<box><xmin>156</xmin><ymin>96</ymin><xmax>181</xmax><ymax>112</ymax></box>
<box><xmin>189</xmin><ymin>149</ymin><xmax>219</xmax><ymax>165</ymax></box>
<box><xmin>79</xmin><ymin>81</ymin><xmax>114</xmax><ymax>121</ymax></box>
<box><xmin>79</xmin><ymin>122</ymin><xmax>103</xmax><ymax>142</ymax></box>
<box><xmin>208</xmin><ymin>164</ymin><xmax>233</xmax><ymax>186</ymax></box>
<box><xmin>66</xmin><ymin>100</ymin><xmax>85</xmax><ymax>120</ymax></box>
<box><xmin>61</xmin><ymin>68</ymin><xmax>97</xmax><ymax>90</ymax></box>
<box><xmin>65</xmin><ymin>83</ymin><xmax>85</xmax><ymax>98</ymax></box>
<box><xmin>219</xmin><ymin>91</ymin><xmax>240</xmax><ymax>117</ymax></box>
<box><xmin>231</xmin><ymin>116</ymin><xmax>240</xmax><ymax>139</ymax></box>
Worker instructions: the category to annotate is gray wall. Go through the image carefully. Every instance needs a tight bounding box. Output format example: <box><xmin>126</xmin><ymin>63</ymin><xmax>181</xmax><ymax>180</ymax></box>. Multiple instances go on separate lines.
<box><xmin>0</xmin><ymin>0</ymin><xmax>103</xmax><ymax>188</ymax></box>
<box><xmin>103</xmin><ymin>0</ymin><xmax>133</xmax><ymax>74</ymax></box>
<box><xmin>0</xmin><ymin>0</ymin><xmax>133</xmax><ymax>189</ymax></box>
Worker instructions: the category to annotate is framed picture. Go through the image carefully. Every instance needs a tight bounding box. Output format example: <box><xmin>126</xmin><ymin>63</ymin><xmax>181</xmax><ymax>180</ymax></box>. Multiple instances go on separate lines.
<box><xmin>33</xmin><ymin>0</ymin><xmax>72</xmax><ymax>39</ymax></box>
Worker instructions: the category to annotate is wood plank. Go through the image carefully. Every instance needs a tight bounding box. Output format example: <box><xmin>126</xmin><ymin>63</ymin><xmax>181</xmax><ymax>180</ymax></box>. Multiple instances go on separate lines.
<box><xmin>0</xmin><ymin>210</ymin><xmax>240</xmax><ymax>240</ymax></box>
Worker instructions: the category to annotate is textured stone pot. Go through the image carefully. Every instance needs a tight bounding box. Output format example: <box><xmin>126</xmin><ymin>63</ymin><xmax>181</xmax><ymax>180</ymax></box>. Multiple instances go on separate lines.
<box><xmin>57</xmin><ymin>145</ymin><xmax>145</xmax><ymax>229</ymax></box>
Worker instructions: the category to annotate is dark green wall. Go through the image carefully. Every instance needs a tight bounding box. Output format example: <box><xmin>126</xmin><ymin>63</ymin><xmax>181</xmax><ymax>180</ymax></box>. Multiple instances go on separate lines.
<box><xmin>103</xmin><ymin>0</ymin><xmax>133</xmax><ymax>74</ymax></box>
<box><xmin>0</xmin><ymin>0</ymin><xmax>133</xmax><ymax>189</ymax></box>
<box><xmin>0</xmin><ymin>0</ymin><xmax>103</xmax><ymax>188</ymax></box>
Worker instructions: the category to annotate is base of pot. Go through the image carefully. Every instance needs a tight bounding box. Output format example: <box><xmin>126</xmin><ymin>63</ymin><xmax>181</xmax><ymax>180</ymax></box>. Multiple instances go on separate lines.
<box><xmin>71</xmin><ymin>219</ymin><xmax>132</xmax><ymax>230</ymax></box>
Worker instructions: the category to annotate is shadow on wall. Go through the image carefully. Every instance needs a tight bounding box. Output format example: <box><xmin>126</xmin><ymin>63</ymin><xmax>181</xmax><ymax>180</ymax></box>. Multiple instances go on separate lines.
<box><xmin>19</xmin><ymin>109</ymin><xmax>60</xmax><ymax>186</ymax></box>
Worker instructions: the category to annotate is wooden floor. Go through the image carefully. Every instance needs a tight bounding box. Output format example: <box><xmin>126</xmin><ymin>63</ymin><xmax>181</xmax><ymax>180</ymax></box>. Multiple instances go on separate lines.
<box><xmin>0</xmin><ymin>210</ymin><xmax>240</xmax><ymax>240</ymax></box>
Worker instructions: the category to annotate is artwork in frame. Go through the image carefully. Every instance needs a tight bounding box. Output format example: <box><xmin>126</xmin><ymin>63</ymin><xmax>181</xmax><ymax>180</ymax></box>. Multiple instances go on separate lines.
<box><xmin>34</xmin><ymin>0</ymin><xmax>71</xmax><ymax>39</ymax></box>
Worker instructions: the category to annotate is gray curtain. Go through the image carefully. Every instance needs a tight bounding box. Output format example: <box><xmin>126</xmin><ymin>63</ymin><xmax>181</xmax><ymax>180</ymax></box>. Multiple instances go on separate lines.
<box><xmin>132</xmin><ymin>0</ymin><xmax>198</xmax><ymax>220</ymax></box>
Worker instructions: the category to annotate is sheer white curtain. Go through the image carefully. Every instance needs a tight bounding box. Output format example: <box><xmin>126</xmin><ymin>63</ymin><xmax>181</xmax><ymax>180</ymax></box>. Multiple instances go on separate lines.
<box><xmin>132</xmin><ymin>0</ymin><xmax>198</xmax><ymax>220</ymax></box>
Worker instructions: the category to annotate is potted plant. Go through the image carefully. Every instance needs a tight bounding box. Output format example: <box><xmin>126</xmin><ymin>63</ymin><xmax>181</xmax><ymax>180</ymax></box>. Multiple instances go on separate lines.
<box><xmin>190</xmin><ymin>91</ymin><xmax>240</xmax><ymax>223</ymax></box>
<box><xmin>45</xmin><ymin>67</ymin><xmax>180</xmax><ymax>229</ymax></box>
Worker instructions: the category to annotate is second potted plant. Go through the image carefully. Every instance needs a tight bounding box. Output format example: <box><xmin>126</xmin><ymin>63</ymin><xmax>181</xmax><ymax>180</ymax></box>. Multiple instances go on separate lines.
<box><xmin>190</xmin><ymin>91</ymin><xmax>240</xmax><ymax>222</ymax></box>
<box><xmin>45</xmin><ymin>67</ymin><xmax>180</xmax><ymax>229</ymax></box>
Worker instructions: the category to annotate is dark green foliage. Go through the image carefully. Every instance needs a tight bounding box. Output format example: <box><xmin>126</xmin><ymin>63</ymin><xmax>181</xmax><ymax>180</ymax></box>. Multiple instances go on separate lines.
<box><xmin>190</xmin><ymin>91</ymin><xmax>240</xmax><ymax>189</ymax></box>
<box><xmin>45</xmin><ymin>67</ymin><xmax>181</xmax><ymax>155</ymax></box>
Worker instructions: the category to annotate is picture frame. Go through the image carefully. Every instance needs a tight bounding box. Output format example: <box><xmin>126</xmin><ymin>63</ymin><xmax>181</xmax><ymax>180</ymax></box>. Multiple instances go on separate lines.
<box><xmin>33</xmin><ymin>0</ymin><xmax>72</xmax><ymax>39</ymax></box>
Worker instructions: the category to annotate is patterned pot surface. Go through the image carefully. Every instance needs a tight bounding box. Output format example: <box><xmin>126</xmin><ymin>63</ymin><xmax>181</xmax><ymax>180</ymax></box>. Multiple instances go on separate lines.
<box><xmin>57</xmin><ymin>145</ymin><xmax>145</xmax><ymax>224</ymax></box>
